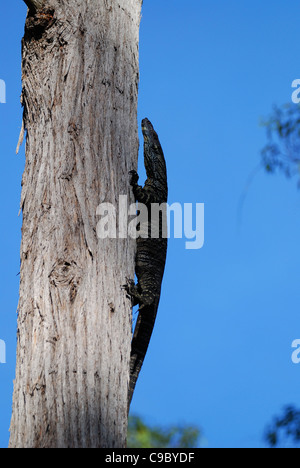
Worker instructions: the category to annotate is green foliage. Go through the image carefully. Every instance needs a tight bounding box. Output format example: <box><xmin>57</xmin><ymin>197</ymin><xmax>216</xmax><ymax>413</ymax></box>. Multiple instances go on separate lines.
<box><xmin>127</xmin><ymin>415</ymin><xmax>202</xmax><ymax>449</ymax></box>
<box><xmin>261</xmin><ymin>103</ymin><xmax>300</xmax><ymax>184</ymax></box>
<box><xmin>265</xmin><ymin>406</ymin><xmax>300</xmax><ymax>448</ymax></box>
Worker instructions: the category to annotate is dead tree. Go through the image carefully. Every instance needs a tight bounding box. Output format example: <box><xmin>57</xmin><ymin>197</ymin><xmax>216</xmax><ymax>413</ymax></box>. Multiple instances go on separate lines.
<box><xmin>9</xmin><ymin>0</ymin><xmax>142</xmax><ymax>448</ymax></box>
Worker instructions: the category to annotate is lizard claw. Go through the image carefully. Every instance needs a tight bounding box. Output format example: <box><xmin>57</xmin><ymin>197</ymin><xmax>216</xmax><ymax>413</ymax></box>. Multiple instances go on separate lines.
<box><xmin>122</xmin><ymin>277</ymin><xmax>135</xmax><ymax>294</ymax></box>
<box><xmin>122</xmin><ymin>278</ymin><xmax>139</xmax><ymax>306</ymax></box>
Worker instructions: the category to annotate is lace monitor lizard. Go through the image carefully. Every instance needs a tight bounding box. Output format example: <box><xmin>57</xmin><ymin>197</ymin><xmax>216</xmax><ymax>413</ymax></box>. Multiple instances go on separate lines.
<box><xmin>124</xmin><ymin>118</ymin><xmax>168</xmax><ymax>409</ymax></box>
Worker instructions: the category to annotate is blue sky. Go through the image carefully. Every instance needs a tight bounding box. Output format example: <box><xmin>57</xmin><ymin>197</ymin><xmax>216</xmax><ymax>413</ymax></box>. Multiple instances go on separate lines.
<box><xmin>1</xmin><ymin>0</ymin><xmax>300</xmax><ymax>449</ymax></box>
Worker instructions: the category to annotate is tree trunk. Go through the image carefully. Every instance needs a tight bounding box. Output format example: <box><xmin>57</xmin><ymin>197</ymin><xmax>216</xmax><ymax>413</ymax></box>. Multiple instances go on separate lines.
<box><xmin>9</xmin><ymin>0</ymin><xmax>142</xmax><ymax>448</ymax></box>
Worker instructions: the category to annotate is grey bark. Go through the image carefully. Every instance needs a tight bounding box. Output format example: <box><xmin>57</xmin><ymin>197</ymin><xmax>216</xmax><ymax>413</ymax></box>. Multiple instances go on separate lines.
<box><xmin>23</xmin><ymin>0</ymin><xmax>46</xmax><ymax>12</ymax></box>
<box><xmin>9</xmin><ymin>0</ymin><xmax>142</xmax><ymax>448</ymax></box>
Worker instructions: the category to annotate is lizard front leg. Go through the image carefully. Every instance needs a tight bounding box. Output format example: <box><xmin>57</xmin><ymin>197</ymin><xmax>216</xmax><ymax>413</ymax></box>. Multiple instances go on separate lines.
<box><xmin>129</xmin><ymin>170</ymin><xmax>154</xmax><ymax>205</ymax></box>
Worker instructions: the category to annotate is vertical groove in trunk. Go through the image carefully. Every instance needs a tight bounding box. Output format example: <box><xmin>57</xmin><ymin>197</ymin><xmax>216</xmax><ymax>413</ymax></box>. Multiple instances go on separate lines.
<box><xmin>9</xmin><ymin>0</ymin><xmax>142</xmax><ymax>448</ymax></box>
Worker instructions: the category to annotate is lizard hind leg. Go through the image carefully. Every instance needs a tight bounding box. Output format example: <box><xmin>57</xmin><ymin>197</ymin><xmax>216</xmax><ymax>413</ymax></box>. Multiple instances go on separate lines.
<box><xmin>122</xmin><ymin>278</ymin><xmax>142</xmax><ymax>307</ymax></box>
<box><xmin>137</xmin><ymin>290</ymin><xmax>157</xmax><ymax>310</ymax></box>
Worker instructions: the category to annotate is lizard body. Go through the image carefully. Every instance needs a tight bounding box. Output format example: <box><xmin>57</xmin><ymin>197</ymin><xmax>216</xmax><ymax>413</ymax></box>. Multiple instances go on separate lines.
<box><xmin>125</xmin><ymin>118</ymin><xmax>168</xmax><ymax>409</ymax></box>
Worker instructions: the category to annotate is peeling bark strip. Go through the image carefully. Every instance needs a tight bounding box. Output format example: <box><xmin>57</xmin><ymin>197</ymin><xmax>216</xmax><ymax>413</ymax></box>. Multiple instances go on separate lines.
<box><xmin>10</xmin><ymin>0</ymin><xmax>142</xmax><ymax>448</ymax></box>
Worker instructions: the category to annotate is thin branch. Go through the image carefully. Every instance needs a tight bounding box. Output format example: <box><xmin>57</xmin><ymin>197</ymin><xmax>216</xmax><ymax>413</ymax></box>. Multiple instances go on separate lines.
<box><xmin>237</xmin><ymin>164</ymin><xmax>262</xmax><ymax>230</ymax></box>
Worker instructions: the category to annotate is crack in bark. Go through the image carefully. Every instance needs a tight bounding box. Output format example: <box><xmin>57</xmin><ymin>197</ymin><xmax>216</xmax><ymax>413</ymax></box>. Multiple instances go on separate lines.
<box><xmin>24</xmin><ymin>8</ymin><xmax>56</xmax><ymax>42</ymax></box>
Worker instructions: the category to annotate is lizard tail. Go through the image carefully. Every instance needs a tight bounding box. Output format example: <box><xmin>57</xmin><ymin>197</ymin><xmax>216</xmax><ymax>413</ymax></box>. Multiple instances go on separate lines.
<box><xmin>128</xmin><ymin>307</ymin><xmax>157</xmax><ymax>411</ymax></box>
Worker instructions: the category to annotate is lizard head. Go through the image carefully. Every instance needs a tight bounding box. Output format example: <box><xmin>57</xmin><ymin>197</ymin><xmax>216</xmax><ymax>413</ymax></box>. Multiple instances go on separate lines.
<box><xmin>141</xmin><ymin>118</ymin><xmax>154</xmax><ymax>142</ymax></box>
<box><xmin>141</xmin><ymin>118</ymin><xmax>167</xmax><ymax>189</ymax></box>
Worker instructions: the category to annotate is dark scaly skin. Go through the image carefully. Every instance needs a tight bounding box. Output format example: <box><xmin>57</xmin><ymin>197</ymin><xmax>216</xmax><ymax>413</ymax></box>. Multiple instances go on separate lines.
<box><xmin>125</xmin><ymin>118</ymin><xmax>168</xmax><ymax>409</ymax></box>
